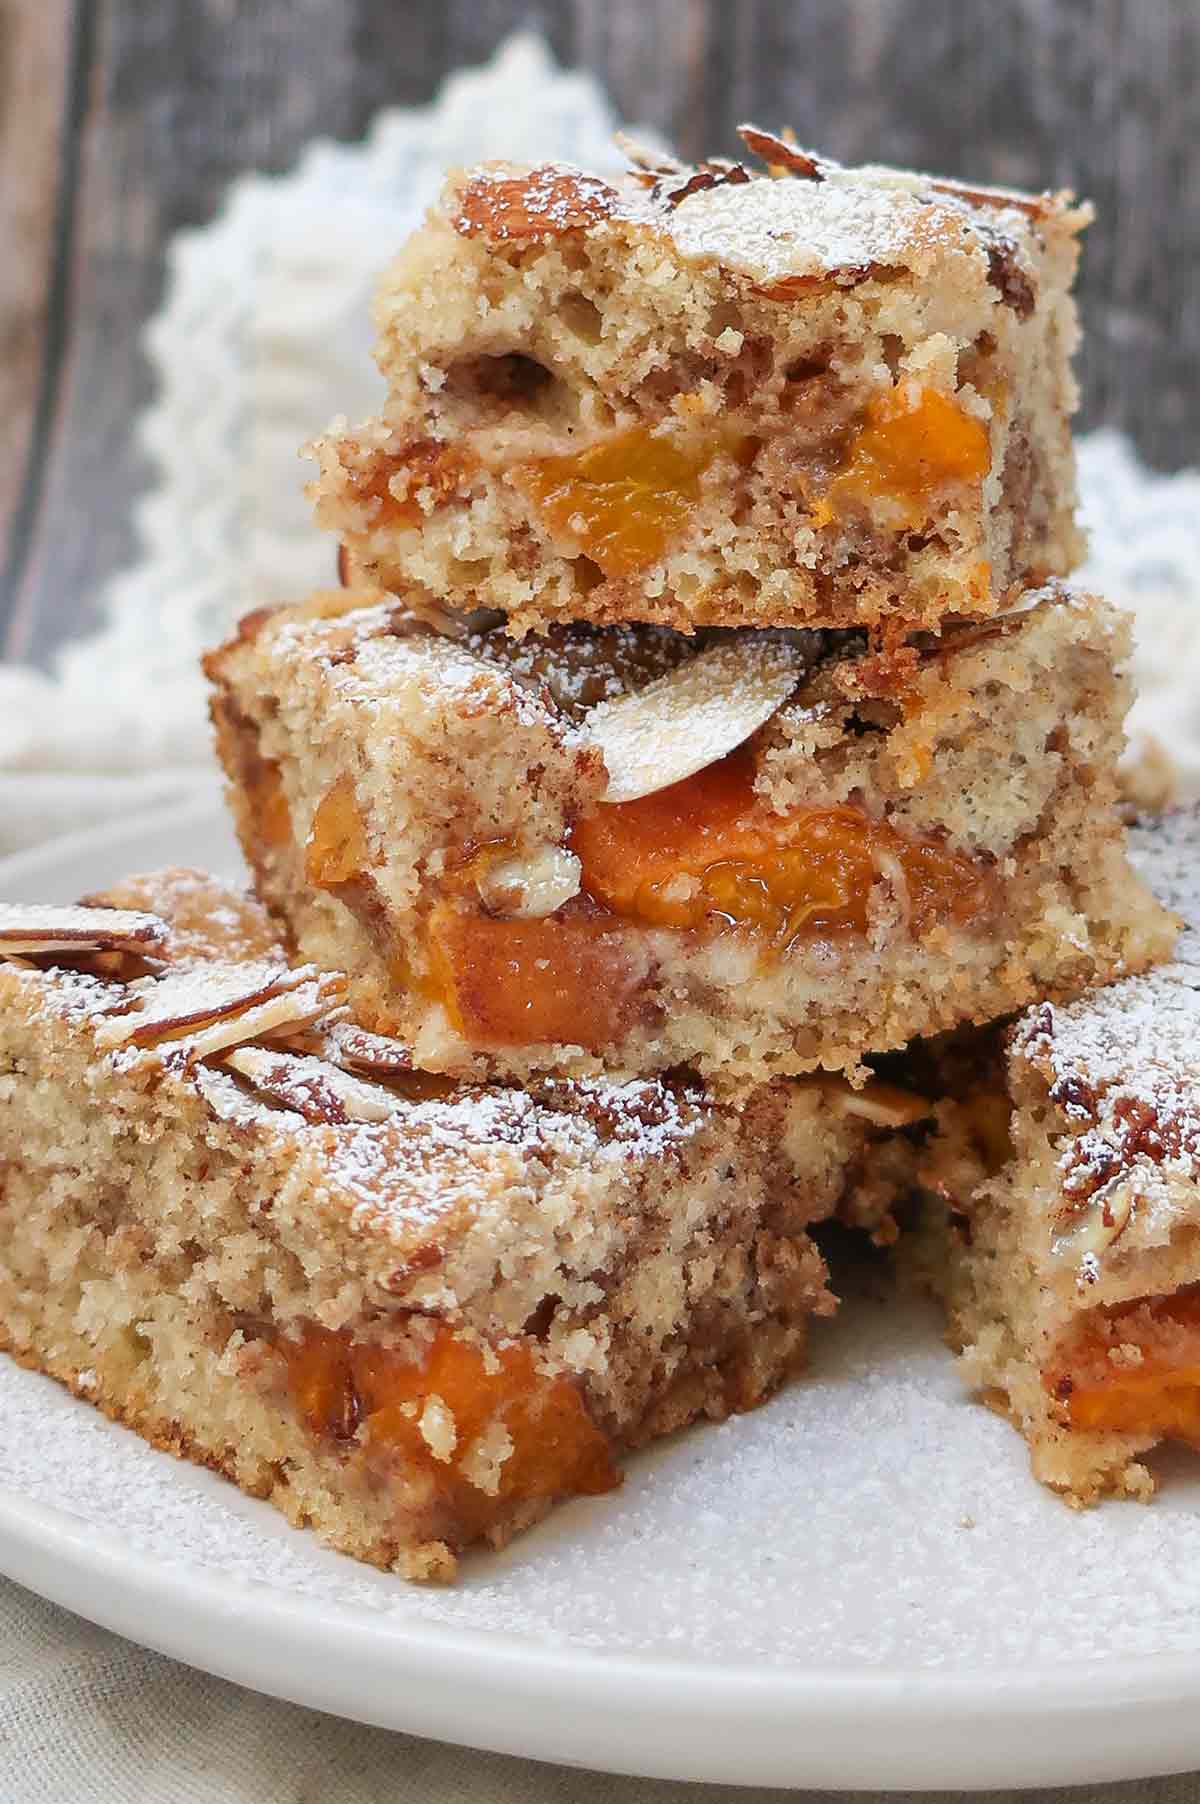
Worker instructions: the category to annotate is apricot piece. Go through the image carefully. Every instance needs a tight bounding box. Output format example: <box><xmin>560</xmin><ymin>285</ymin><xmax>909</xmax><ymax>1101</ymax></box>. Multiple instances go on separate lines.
<box><xmin>519</xmin><ymin>428</ymin><xmax>715</xmax><ymax>578</ymax></box>
<box><xmin>815</xmin><ymin>385</ymin><xmax>991</xmax><ymax>529</ymax></box>
<box><xmin>351</xmin><ymin>438</ymin><xmax>467</xmax><ymax>529</ymax></box>
<box><xmin>1067</xmin><ymin>1368</ymin><xmax>1200</xmax><ymax>1445</ymax></box>
<box><xmin>276</xmin><ymin>1323</ymin><xmax>618</xmax><ymax>1542</ymax></box>
<box><xmin>247</xmin><ymin>754</ymin><xmax>292</xmax><ymax>851</ymax></box>
<box><xmin>282</xmin><ymin>1325</ymin><xmax>360</xmax><ymax>1442</ymax></box>
<box><xmin>305</xmin><ymin>777</ymin><xmax>372</xmax><ymax>889</ymax></box>
<box><xmin>571</xmin><ymin>744</ymin><xmax>991</xmax><ymax>942</ymax></box>
<box><xmin>1056</xmin><ymin>1291</ymin><xmax>1200</xmax><ymax>1445</ymax></box>
<box><xmin>426</xmin><ymin>903</ymin><xmax>640</xmax><ymax>1049</ymax></box>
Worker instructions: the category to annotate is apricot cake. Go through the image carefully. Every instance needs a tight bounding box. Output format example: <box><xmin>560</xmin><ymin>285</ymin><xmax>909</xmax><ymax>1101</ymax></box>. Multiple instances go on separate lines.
<box><xmin>308</xmin><ymin>129</ymin><xmax>1088</xmax><ymax>638</ymax></box>
<box><xmin>204</xmin><ymin>580</ymin><xmax>1172</xmax><ymax>1093</ymax></box>
<box><xmin>0</xmin><ymin>867</ymin><xmax>911</xmax><ymax>1580</ymax></box>
<box><xmin>918</xmin><ymin>809</ymin><xmax>1200</xmax><ymax>1504</ymax></box>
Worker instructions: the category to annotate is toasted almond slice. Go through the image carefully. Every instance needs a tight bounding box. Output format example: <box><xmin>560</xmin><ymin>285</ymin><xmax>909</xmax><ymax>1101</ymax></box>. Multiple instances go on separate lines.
<box><xmin>585</xmin><ymin>638</ymin><xmax>802</xmax><ymax>804</ymax></box>
<box><xmin>476</xmin><ymin>846</ymin><xmax>582</xmax><ymax>918</ymax></box>
<box><xmin>223</xmin><ymin>1046</ymin><xmax>397</xmax><ymax>1124</ymax></box>
<box><xmin>615</xmin><ymin>131</ymin><xmax>688</xmax><ymax>178</ymax></box>
<box><xmin>0</xmin><ymin>902</ymin><xmax>168</xmax><ymax>959</ymax></box>
<box><xmin>790</xmin><ymin>1073</ymin><xmax>934</xmax><ymax>1129</ymax></box>
<box><xmin>926</xmin><ymin>174</ymin><xmax>1050</xmax><ymax>220</ymax></box>
<box><xmin>736</xmin><ymin>125</ymin><xmax>825</xmax><ymax>181</ymax></box>
<box><xmin>178</xmin><ymin>978</ymin><xmax>344</xmax><ymax>1062</ymax></box>
<box><xmin>319</xmin><ymin>1021</ymin><xmax>416</xmax><ymax>1078</ymax></box>
<box><xmin>94</xmin><ymin>960</ymin><xmax>343</xmax><ymax>1055</ymax></box>
<box><xmin>1052</xmin><ymin>1181</ymin><xmax>1135</xmax><ymax>1266</ymax></box>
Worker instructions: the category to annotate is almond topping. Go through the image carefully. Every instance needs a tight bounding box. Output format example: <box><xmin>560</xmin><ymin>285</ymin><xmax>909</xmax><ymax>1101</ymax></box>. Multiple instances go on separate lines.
<box><xmin>318</xmin><ymin>1021</ymin><xmax>416</xmax><ymax>1079</ymax></box>
<box><xmin>452</xmin><ymin>166</ymin><xmax>619</xmax><ymax>242</ymax></box>
<box><xmin>926</xmin><ymin>174</ymin><xmax>1051</xmax><ymax>220</ymax></box>
<box><xmin>223</xmin><ymin>1047</ymin><xmax>397</xmax><ymax>1124</ymax></box>
<box><xmin>736</xmin><ymin>125</ymin><xmax>825</xmax><ymax>181</ymax></box>
<box><xmin>789</xmin><ymin>1073</ymin><xmax>934</xmax><ymax>1129</ymax></box>
<box><xmin>1052</xmin><ymin>1181</ymin><xmax>1135</xmax><ymax>1267</ymax></box>
<box><xmin>94</xmin><ymin>960</ymin><xmax>344</xmax><ymax>1057</ymax></box>
<box><xmin>475</xmin><ymin>846</ymin><xmax>582</xmax><ymax>919</ymax></box>
<box><xmin>585</xmin><ymin>638</ymin><xmax>802</xmax><ymax>804</ymax></box>
<box><xmin>0</xmin><ymin>902</ymin><xmax>168</xmax><ymax>960</ymax></box>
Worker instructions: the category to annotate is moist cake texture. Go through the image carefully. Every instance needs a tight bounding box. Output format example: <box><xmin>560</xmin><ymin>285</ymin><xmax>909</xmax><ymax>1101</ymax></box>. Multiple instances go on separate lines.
<box><xmin>0</xmin><ymin>867</ymin><xmax>911</xmax><ymax>1580</ymax></box>
<box><xmin>205</xmin><ymin>582</ymin><xmax>1173</xmax><ymax>1093</ymax></box>
<box><xmin>309</xmin><ymin>130</ymin><xmax>1088</xmax><ymax>639</ymax></box>
<box><xmin>918</xmin><ymin>809</ymin><xmax>1200</xmax><ymax>1504</ymax></box>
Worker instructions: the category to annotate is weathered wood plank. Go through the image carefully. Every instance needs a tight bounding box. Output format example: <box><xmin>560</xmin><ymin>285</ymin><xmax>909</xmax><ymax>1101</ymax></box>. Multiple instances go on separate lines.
<box><xmin>3</xmin><ymin>0</ymin><xmax>1197</xmax><ymax>662</ymax></box>
<box><xmin>0</xmin><ymin>1</ymin><xmax>74</xmax><ymax>591</ymax></box>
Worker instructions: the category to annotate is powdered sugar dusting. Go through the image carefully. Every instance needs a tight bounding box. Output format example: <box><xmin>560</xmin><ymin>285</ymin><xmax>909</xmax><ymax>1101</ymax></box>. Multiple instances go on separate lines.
<box><xmin>11</xmin><ymin>1276</ymin><xmax>1200</xmax><ymax>1668</ymax></box>
<box><xmin>5</xmin><ymin>939</ymin><xmax>712</xmax><ymax>1254</ymax></box>
<box><xmin>666</xmin><ymin>171</ymin><xmax>945</xmax><ymax>283</ymax></box>
<box><xmin>584</xmin><ymin>637</ymin><xmax>804</xmax><ymax>802</ymax></box>
<box><xmin>1013</xmin><ymin>809</ymin><xmax>1200</xmax><ymax>1213</ymax></box>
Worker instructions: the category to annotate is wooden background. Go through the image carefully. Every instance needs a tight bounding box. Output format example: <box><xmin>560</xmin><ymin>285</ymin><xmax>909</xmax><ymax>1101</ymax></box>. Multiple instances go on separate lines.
<box><xmin>2</xmin><ymin>0</ymin><xmax>1196</xmax><ymax>665</ymax></box>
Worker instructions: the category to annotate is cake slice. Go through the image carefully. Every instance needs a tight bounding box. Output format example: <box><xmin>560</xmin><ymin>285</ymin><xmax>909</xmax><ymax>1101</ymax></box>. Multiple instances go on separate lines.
<box><xmin>0</xmin><ymin>867</ymin><xmax>914</xmax><ymax>1580</ymax></box>
<box><xmin>205</xmin><ymin>581</ymin><xmax>1173</xmax><ymax>1093</ymax></box>
<box><xmin>309</xmin><ymin>130</ymin><xmax>1087</xmax><ymax>638</ymax></box>
<box><xmin>917</xmin><ymin>809</ymin><xmax>1200</xmax><ymax>1504</ymax></box>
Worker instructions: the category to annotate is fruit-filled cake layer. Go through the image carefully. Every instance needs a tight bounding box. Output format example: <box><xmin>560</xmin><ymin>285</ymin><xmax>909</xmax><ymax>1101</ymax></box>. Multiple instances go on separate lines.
<box><xmin>0</xmin><ymin>868</ymin><xmax>919</xmax><ymax>1580</ymax></box>
<box><xmin>309</xmin><ymin>130</ymin><xmax>1087</xmax><ymax>638</ymax></box>
<box><xmin>914</xmin><ymin>810</ymin><xmax>1200</xmax><ymax>1505</ymax></box>
<box><xmin>205</xmin><ymin>583</ymin><xmax>1172</xmax><ymax>1092</ymax></box>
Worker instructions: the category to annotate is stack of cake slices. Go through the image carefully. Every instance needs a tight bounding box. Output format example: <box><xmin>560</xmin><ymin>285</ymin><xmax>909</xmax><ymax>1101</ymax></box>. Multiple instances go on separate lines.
<box><xmin>3</xmin><ymin>131</ymin><xmax>1196</xmax><ymax>1582</ymax></box>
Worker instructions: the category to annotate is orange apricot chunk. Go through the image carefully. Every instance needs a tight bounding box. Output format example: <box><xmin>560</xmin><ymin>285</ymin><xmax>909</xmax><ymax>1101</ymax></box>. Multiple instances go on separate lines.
<box><xmin>425</xmin><ymin>903</ymin><xmax>642</xmax><ymax>1049</ymax></box>
<box><xmin>304</xmin><ymin>776</ymin><xmax>372</xmax><ymax>889</ymax></box>
<box><xmin>246</xmin><ymin>752</ymin><xmax>292</xmax><ymax>852</ymax></box>
<box><xmin>519</xmin><ymin>427</ymin><xmax>716</xmax><ymax>578</ymax></box>
<box><xmin>276</xmin><ymin>1322</ymin><xmax>618</xmax><ymax>1542</ymax></box>
<box><xmin>816</xmin><ymin>385</ymin><xmax>991</xmax><ymax>529</ymax></box>
<box><xmin>1067</xmin><ymin>1368</ymin><xmax>1200</xmax><ymax>1446</ymax></box>
<box><xmin>571</xmin><ymin>744</ymin><xmax>991</xmax><ymax>942</ymax></box>
<box><xmin>1056</xmin><ymin>1291</ymin><xmax>1200</xmax><ymax>1446</ymax></box>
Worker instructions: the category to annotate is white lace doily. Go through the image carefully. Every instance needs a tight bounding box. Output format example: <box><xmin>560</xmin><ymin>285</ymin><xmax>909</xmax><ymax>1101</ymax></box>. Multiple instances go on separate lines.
<box><xmin>1</xmin><ymin>33</ymin><xmax>1196</xmax><ymax>848</ymax></box>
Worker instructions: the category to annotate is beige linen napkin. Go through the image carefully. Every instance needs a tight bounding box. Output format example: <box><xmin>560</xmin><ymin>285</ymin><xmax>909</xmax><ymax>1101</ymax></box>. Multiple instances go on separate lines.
<box><xmin>2</xmin><ymin>1574</ymin><xmax>1196</xmax><ymax>1803</ymax></box>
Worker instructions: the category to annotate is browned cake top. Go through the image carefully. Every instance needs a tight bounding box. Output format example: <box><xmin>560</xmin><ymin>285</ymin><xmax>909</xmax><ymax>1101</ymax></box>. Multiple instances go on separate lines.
<box><xmin>448</xmin><ymin>126</ymin><xmax>1087</xmax><ymax>306</ymax></box>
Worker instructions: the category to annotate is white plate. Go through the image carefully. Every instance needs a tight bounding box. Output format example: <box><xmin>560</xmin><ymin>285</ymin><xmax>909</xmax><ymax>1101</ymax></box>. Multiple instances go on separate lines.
<box><xmin>5</xmin><ymin>805</ymin><xmax>1200</xmax><ymax>1791</ymax></box>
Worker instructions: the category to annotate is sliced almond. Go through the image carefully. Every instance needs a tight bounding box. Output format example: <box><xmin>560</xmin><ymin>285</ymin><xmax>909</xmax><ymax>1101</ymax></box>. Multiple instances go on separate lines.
<box><xmin>452</xmin><ymin>166</ymin><xmax>619</xmax><ymax>243</ymax></box>
<box><xmin>585</xmin><ymin>638</ymin><xmax>802</xmax><ymax>804</ymax></box>
<box><xmin>736</xmin><ymin>125</ymin><xmax>825</xmax><ymax>181</ymax></box>
<box><xmin>223</xmin><ymin>1046</ymin><xmax>397</xmax><ymax>1124</ymax></box>
<box><xmin>1051</xmin><ymin>1181</ymin><xmax>1134</xmax><ymax>1265</ymax></box>
<box><xmin>475</xmin><ymin>846</ymin><xmax>582</xmax><ymax>918</ymax></box>
<box><xmin>927</xmin><ymin>174</ymin><xmax>1050</xmax><ymax>221</ymax></box>
<box><xmin>319</xmin><ymin>1021</ymin><xmax>416</xmax><ymax>1079</ymax></box>
<box><xmin>94</xmin><ymin>960</ymin><xmax>343</xmax><ymax>1056</ymax></box>
<box><xmin>0</xmin><ymin>902</ymin><xmax>168</xmax><ymax>960</ymax></box>
<box><xmin>615</xmin><ymin>132</ymin><xmax>688</xmax><ymax>178</ymax></box>
<box><xmin>180</xmin><ymin>978</ymin><xmax>345</xmax><ymax>1063</ymax></box>
<box><xmin>789</xmin><ymin>1073</ymin><xmax>934</xmax><ymax>1129</ymax></box>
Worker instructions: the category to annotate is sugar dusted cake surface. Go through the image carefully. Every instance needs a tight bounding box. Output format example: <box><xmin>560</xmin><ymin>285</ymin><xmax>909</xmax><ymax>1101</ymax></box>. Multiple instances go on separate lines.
<box><xmin>0</xmin><ymin>867</ymin><xmax>870</xmax><ymax>1579</ymax></box>
<box><xmin>921</xmin><ymin>809</ymin><xmax>1200</xmax><ymax>1505</ymax></box>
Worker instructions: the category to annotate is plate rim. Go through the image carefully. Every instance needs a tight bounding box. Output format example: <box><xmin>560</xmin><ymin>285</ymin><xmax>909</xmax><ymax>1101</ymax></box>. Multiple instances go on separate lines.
<box><xmin>4</xmin><ymin>1475</ymin><xmax>1200</xmax><ymax>1792</ymax></box>
<box><xmin>0</xmin><ymin>791</ymin><xmax>229</xmax><ymax>892</ymax></box>
<box><xmin>6</xmin><ymin>803</ymin><xmax>1200</xmax><ymax>1788</ymax></box>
